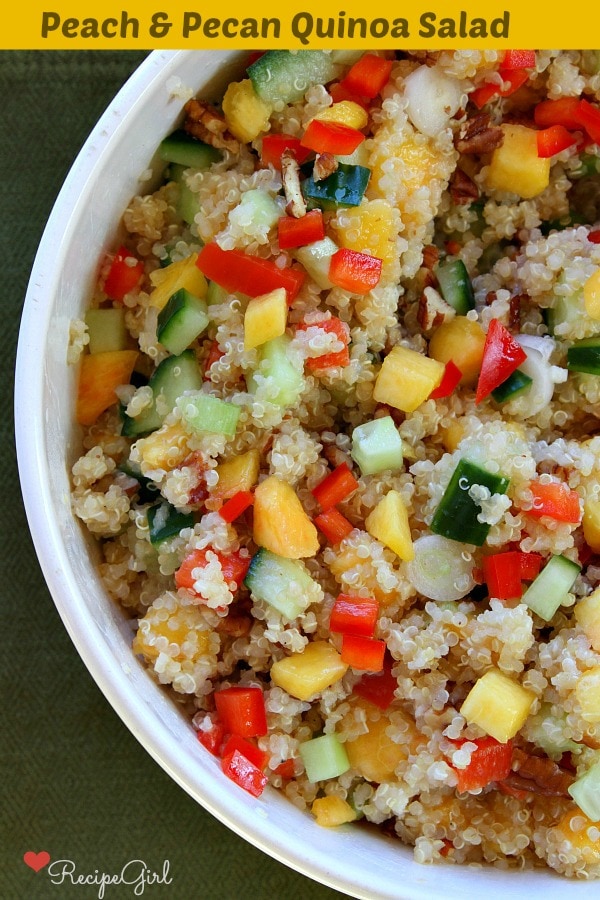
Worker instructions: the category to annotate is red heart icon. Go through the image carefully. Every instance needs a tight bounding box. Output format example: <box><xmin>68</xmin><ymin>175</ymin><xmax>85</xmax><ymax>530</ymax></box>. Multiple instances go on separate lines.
<box><xmin>23</xmin><ymin>851</ymin><xmax>51</xmax><ymax>872</ymax></box>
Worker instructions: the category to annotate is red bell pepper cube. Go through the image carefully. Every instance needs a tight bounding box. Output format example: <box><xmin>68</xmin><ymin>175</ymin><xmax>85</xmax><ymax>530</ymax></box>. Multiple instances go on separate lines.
<box><xmin>104</xmin><ymin>245</ymin><xmax>144</xmax><ymax>301</ymax></box>
<box><xmin>482</xmin><ymin>552</ymin><xmax>524</xmax><ymax>600</ymax></box>
<box><xmin>197</xmin><ymin>243</ymin><xmax>305</xmax><ymax>303</ymax></box>
<box><xmin>221</xmin><ymin>749</ymin><xmax>268</xmax><ymax>797</ymax></box>
<box><xmin>500</xmin><ymin>50</ymin><xmax>536</xmax><ymax>71</ymax></box>
<box><xmin>340</xmin><ymin>54</ymin><xmax>393</xmax><ymax>100</ymax></box>
<box><xmin>526</xmin><ymin>481</ymin><xmax>582</xmax><ymax>524</ymax></box>
<box><xmin>429</xmin><ymin>360</ymin><xmax>462</xmax><ymax>399</ymax></box>
<box><xmin>353</xmin><ymin>652</ymin><xmax>396</xmax><ymax>709</ymax></box>
<box><xmin>536</xmin><ymin>124</ymin><xmax>577</xmax><ymax>158</ymax></box>
<box><xmin>300</xmin><ymin>119</ymin><xmax>365</xmax><ymax>156</ymax></box>
<box><xmin>588</xmin><ymin>230</ymin><xmax>600</xmax><ymax>244</ymax></box>
<box><xmin>214</xmin><ymin>685</ymin><xmax>268</xmax><ymax>738</ymax></box>
<box><xmin>341</xmin><ymin>634</ymin><xmax>386</xmax><ymax>672</ymax></box>
<box><xmin>329</xmin><ymin>593</ymin><xmax>379</xmax><ymax>638</ymax></box>
<box><xmin>516</xmin><ymin>551</ymin><xmax>543</xmax><ymax>581</ymax></box>
<box><xmin>574</xmin><ymin>98</ymin><xmax>600</xmax><ymax>145</ymax></box>
<box><xmin>475</xmin><ymin>318</ymin><xmax>527</xmax><ymax>404</ymax></box>
<box><xmin>451</xmin><ymin>737</ymin><xmax>513</xmax><ymax>793</ymax></box>
<box><xmin>277</xmin><ymin>209</ymin><xmax>325</xmax><ymax>250</ymax></box>
<box><xmin>260</xmin><ymin>133</ymin><xmax>311</xmax><ymax>171</ymax></box>
<box><xmin>312</xmin><ymin>462</ymin><xmax>359</xmax><ymax>511</ymax></box>
<box><xmin>220</xmin><ymin>734</ymin><xmax>268</xmax><ymax>770</ymax></box>
<box><xmin>314</xmin><ymin>507</ymin><xmax>354</xmax><ymax>545</ymax></box>
<box><xmin>297</xmin><ymin>317</ymin><xmax>350</xmax><ymax>370</ymax></box>
<box><xmin>203</xmin><ymin>339</ymin><xmax>224</xmax><ymax>380</ymax></box>
<box><xmin>219</xmin><ymin>491</ymin><xmax>254</xmax><ymax>524</ymax></box>
<box><xmin>196</xmin><ymin>718</ymin><xmax>226</xmax><ymax>756</ymax></box>
<box><xmin>534</xmin><ymin>97</ymin><xmax>583</xmax><ymax>131</ymax></box>
<box><xmin>175</xmin><ymin>548</ymin><xmax>250</xmax><ymax>595</ymax></box>
<box><xmin>445</xmin><ymin>239</ymin><xmax>462</xmax><ymax>256</ymax></box>
<box><xmin>329</xmin><ymin>81</ymin><xmax>370</xmax><ymax>110</ymax></box>
<box><xmin>273</xmin><ymin>758</ymin><xmax>296</xmax><ymax>779</ymax></box>
<box><xmin>470</xmin><ymin>68</ymin><xmax>530</xmax><ymax>110</ymax></box>
<box><xmin>329</xmin><ymin>248</ymin><xmax>383</xmax><ymax>295</ymax></box>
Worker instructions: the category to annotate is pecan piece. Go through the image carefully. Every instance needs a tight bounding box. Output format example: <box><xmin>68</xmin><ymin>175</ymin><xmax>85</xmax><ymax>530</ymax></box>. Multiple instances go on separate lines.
<box><xmin>421</xmin><ymin>244</ymin><xmax>440</xmax><ymax>271</ymax></box>
<box><xmin>450</xmin><ymin>167</ymin><xmax>480</xmax><ymax>205</ymax></box>
<box><xmin>455</xmin><ymin>112</ymin><xmax>504</xmax><ymax>155</ymax></box>
<box><xmin>281</xmin><ymin>149</ymin><xmax>307</xmax><ymax>219</ymax></box>
<box><xmin>183</xmin><ymin>98</ymin><xmax>240</xmax><ymax>154</ymax></box>
<box><xmin>501</xmin><ymin>748</ymin><xmax>575</xmax><ymax>798</ymax></box>
<box><xmin>417</xmin><ymin>286</ymin><xmax>456</xmax><ymax>332</ymax></box>
<box><xmin>313</xmin><ymin>152</ymin><xmax>338</xmax><ymax>182</ymax></box>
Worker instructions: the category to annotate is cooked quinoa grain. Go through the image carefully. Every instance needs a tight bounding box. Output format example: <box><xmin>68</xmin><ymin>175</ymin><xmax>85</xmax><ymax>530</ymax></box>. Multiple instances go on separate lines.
<box><xmin>71</xmin><ymin>49</ymin><xmax>600</xmax><ymax>878</ymax></box>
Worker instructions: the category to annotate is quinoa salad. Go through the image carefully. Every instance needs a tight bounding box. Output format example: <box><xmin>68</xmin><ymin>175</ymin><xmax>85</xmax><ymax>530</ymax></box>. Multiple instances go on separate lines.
<box><xmin>69</xmin><ymin>50</ymin><xmax>600</xmax><ymax>877</ymax></box>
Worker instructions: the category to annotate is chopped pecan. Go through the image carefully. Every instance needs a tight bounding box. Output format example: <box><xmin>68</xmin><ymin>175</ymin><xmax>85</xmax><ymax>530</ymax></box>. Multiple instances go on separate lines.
<box><xmin>501</xmin><ymin>748</ymin><xmax>575</xmax><ymax>798</ymax></box>
<box><xmin>421</xmin><ymin>244</ymin><xmax>440</xmax><ymax>271</ymax></box>
<box><xmin>455</xmin><ymin>112</ymin><xmax>504</xmax><ymax>155</ymax></box>
<box><xmin>281</xmin><ymin>149</ymin><xmax>306</xmax><ymax>219</ymax></box>
<box><xmin>417</xmin><ymin>286</ymin><xmax>456</xmax><ymax>332</ymax></box>
<box><xmin>313</xmin><ymin>152</ymin><xmax>338</xmax><ymax>182</ymax></box>
<box><xmin>485</xmin><ymin>290</ymin><xmax>498</xmax><ymax>306</ymax></box>
<box><xmin>183</xmin><ymin>98</ymin><xmax>240</xmax><ymax>154</ymax></box>
<box><xmin>217</xmin><ymin>613</ymin><xmax>252</xmax><ymax>638</ymax></box>
<box><xmin>322</xmin><ymin>443</ymin><xmax>353</xmax><ymax>470</ymax></box>
<box><xmin>509</xmin><ymin>293</ymin><xmax>524</xmax><ymax>331</ymax></box>
<box><xmin>450</xmin><ymin>167</ymin><xmax>480</xmax><ymax>205</ymax></box>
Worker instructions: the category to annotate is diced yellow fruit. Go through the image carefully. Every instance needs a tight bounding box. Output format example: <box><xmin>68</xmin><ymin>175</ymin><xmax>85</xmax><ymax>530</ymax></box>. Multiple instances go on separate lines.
<box><xmin>369</xmin><ymin>131</ymin><xmax>441</xmax><ymax>230</ymax></box>
<box><xmin>330</xmin><ymin>199</ymin><xmax>398</xmax><ymax>268</ymax></box>
<box><xmin>270</xmin><ymin>640</ymin><xmax>348</xmax><ymax>700</ymax></box>
<box><xmin>575</xmin><ymin>588</ymin><xmax>600</xmax><ymax>652</ymax></box>
<box><xmin>76</xmin><ymin>350</ymin><xmax>138</xmax><ymax>426</ymax></box>
<box><xmin>222</xmin><ymin>79</ymin><xmax>272</xmax><ymax>143</ymax></box>
<box><xmin>346</xmin><ymin>712</ymin><xmax>415</xmax><ymax>783</ymax></box>
<box><xmin>555</xmin><ymin>808</ymin><xmax>600</xmax><ymax>856</ymax></box>
<box><xmin>315</xmin><ymin>101</ymin><xmax>368</xmax><ymax>130</ymax></box>
<box><xmin>213</xmin><ymin>449</ymin><xmax>260</xmax><ymax>500</ymax></box>
<box><xmin>575</xmin><ymin>667</ymin><xmax>600</xmax><ymax>722</ymax></box>
<box><xmin>486</xmin><ymin>124</ymin><xmax>551</xmax><ymax>200</ymax></box>
<box><xmin>365</xmin><ymin>490</ymin><xmax>414</xmax><ymax>561</ymax></box>
<box><xmin>136</xmin><ymin>421</ymin><xmax>189</xmax><ymax>472</ymax></box>
<box><xmin>373</xmin><ymin>345</ymin><xmax>444</xmax><ymax>413</ymax></box>
<box><xmin>440</xmin><ymin>419</ymin><xmax>467</xmax><ymax>452</ymax></box>
<box><xmin>311</xmin><ymin>795</ymin><xmax>357</xmax><ymax>827</ymax></box>
<box><xmin>244</xmin><ymin>287</ymin><xmax>287</xmax><ymax>350</ymax></box>
<box><xmin>133</xmin><ymin>601</ymin><xmax>212</xmax><ymax>662</ymax></box>
<box><xmin>460</xmin><ymin>668</ymin><xmax>535</xmax><ymax>743</ymax></box>
<box><xmin>584</xmin><ymin>269</ymin><xmax>600</xmax><ymax>320</ymax></box>
<box><xmin>253</xmin><ymin>475</ymin><xmax>319</xmax><ymax>559</ymax></box>
<box><xmin>429</xmin><ymin>317</ymin><xmax>486</xmax><ymax>387</ymax></box>
<box><xmin>149</xmin><ymin>253</ymin><xmax>207</xmax><ymax>310</ymax></box>
<box><xmin>583</xmin><ymin>498</ymin><xmax>600</xmax><ymax>553</ymax></box>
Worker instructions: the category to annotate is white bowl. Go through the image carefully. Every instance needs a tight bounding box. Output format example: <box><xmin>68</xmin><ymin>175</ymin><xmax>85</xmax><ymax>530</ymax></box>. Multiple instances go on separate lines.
<box><xmin>15</xmin><ymin>50</ymin><xmax>599</xmax><ymax>900</ymax></box>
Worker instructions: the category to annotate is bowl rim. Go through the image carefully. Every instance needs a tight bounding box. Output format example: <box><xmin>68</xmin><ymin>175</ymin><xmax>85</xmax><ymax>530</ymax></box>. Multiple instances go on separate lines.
<box><xmin>14</xmin><ymin>49</ymin><xmax>600</xmax><ymax>900</ymax></box>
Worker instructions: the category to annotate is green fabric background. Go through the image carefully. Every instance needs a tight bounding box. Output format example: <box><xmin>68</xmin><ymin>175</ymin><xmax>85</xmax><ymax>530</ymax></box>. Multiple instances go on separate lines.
<box><xmin>1</xmin><ymin>51</ymin><xmax>346</xmax><ymax>900</ymax></box>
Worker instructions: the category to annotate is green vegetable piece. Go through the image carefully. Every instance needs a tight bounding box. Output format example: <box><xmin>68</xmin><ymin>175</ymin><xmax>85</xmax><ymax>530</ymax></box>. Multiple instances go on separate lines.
<box><xmin>248</xmin><ymin>50</ymin><xmax>339</xmax><ymax>105</ymax></box>
<box><xmin>430</xmin><ymin>458</ymin><xmax>510</xmax><ymax>546</ymax></box>
<box><xmin>244</xmin><ymin>548</ymin><xmax>317</xmax><ymax>621</ymax></box>
<box><xmin>157</xmin><ymin>288</ymin><xmax>210</xmax><ymax>356</ymax></box>
<box><xmin>247</xmin><ymin>334</ymin><xmax>304</xmax><ymax>409</ymax></box>
<box><xmin>567</xmin><ymin>338</ymin><xmax>600</xmax><ymax>376</ymax></box>
<box><xmin>178</xmin><ymin>392</ymin><xmax>240</xmax><ymax>437</ymax></box>
<box><xmin>299</xmin><ymin>733</ymin><xmax>350</xmax><ymax>783</ymax></box>
<box><xmin>85</xmin><ymin>308</ymin><xmax>129</xmax><ymax>354</ymax></box>
<box><xmin>521</xmin><ymin>554</ymin><xmax>581</xmax><ymax>622</ymax></box>
<box><xmin>159</xmin><ymin>130</ymin><xmax>221</xmax><ymax>168</ymax></box>
<box><xmin>491</xmin><ymin>369</ymin><xmax>533</xmax><ymax>403</ymax></box>
<box><xmin>147</xmin><ymin>501</ymin><xmax>194</xmax><ymax>546</ymax></box>
<box><xmin>121</xmin><ymin>350</ymin><xmax>203</xmax><ymax>437</ymax></box>
<box><xmin>350</xmin><ymin>416</ymin><xmax>403</xmax><ymax>476</ymax></box>
<box><xmin>435</xmin><ymin>259</ymin><xmax>475</xmax><ymax>314</ymax></box>
<box><xmin>568</xmin><ymin>759</ymin><xmax>600</xmax><ymax>821</ymax></box>
<box><xmin>302</xmin><ymin>163</ymin><xmax>370</xmax><ymax>211</ymax></box>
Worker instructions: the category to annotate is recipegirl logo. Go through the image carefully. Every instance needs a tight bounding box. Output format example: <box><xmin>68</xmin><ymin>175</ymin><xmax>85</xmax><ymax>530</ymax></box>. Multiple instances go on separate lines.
<box><xmin>23</xmin><ymin>852</ymin><xmax>173</xmax><ymax>897</ymax></box>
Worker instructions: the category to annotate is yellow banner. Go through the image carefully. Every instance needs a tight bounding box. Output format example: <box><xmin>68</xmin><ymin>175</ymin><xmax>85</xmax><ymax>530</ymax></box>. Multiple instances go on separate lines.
<box><xmin>2</xmin><ymin>1</ymin><xmax>594</xmax><ymax>49</ymax></box>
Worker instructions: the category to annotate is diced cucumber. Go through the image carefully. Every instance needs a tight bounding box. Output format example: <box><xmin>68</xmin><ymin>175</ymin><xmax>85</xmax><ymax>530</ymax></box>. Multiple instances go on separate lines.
<box><xmin>169</xmin><ymin>163</ymin><xmax>202</xmax><ymax>225</ymax></box>
<box><xmin>525</xmin><ymin>705</ymin><xmax>583</xmax><ymax>757</ymax></box>
<box><xmin>302</xmin><ymin>163</ymin><xmax>370</xmax><ymax>211</ymax></box>
<box><xmin>350</xmin><ymin>416</ymin><xmax>403</xmax><ymax>476</ymax></box>
<box><xmin>293</xmin><ymin>237</ymin><xmax>338</xmax><ymax>290</ymax></box>
<box><xmin>545</xmin><ymin>290</ymin><xmax>585</xmax><ymax>335</ymax></box>
<box><xmin>244</xmin><ymin>548</ymin><xmax>318</xmax><ymax>620</ymax></box>
<box><xmin>177</xmin><ymin>392</ymin><xmax>240</xmax><ymax>437</ymax></box>
<box><xmin>491</xmin><ymin>368</ymin><xmax>533</xmax><ymax>403</ymax></box>
<box><xmin>435</xmin><ymin>259</ymin><xmax>475</xmax><ymax>314</ymax></box>
<box><xmin>567</xmin><ymin>337</ymin><xmax>600</xmax><ymax>375</ymax></box>
<box><xmin>229</xmin><ymin>189</ymin><xmax>283</xmax><ymax>233</ymax></box>
<box><xmin>521</xmin><ymin>554</ymin><xmax>581</xmax><ymax>621</ymax></box>
<box><xmin>121</xmin><ymin>350</ymin><xmax>203</xmax><ymax>436</ymax></box>
<box><xmin>331</xmin><ymin>50</ymin><xmax>364</xmax><ymax>66</ymax></box>
<box><xmin>568</xmin><ymin>759</ymin><xmax>600</xmax><ymax>821</ymax></box>
<box><xmin>147</xmin><ymin>500</ymin><xmax>194</xmax><ymax>545</ymax></box>
<box><xmin>248</xmin><ymin>51</ymin><xmax>339</xmax><ymax>105</ymax></box>
<box><xmin>157</xmin><ymin>289</ymin><xmax>210</xmax><ymax>356</ymax></box>
<box><xmin>159</xmin><ymin>130</ymin><xmax>222</xmax><ymax>169</ymax></box>
<box><xmin>406</xmin><ymin>534</ymin><xmax>476</xmax><ymax>601</ymax></box>
<box><xmin>85</xmin><ymin>308</ymin><xmax>129</xmax><ymax>354</ymax></box>
<box><xmin>206</xmin><ymin>280</ymin><xmax>230</xmax><ymax>306</ymax></box>
<box><xmin>118</xmin><ymin>460</ymin><xmax>160</xmax><ymax>505</ymax></box>
<box><xmin>431</xmin><ymin>458</ymin><xmax>510</xmax><ymax>546</ymax></box>
<box><xmin>299</xmin><ymin>733</ymin><xmax>350</xmax><ymax>782</ymax></box>
<box><xmin>247</xmin><ymin>334</ymin><xmax>304</xmax><ymax>408</ymax></box>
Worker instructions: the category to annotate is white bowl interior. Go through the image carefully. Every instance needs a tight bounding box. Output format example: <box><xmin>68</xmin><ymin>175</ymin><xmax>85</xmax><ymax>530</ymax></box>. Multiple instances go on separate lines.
<box><xmin>15</xmin><ymin>49</ymin><xmax>600</xmax><ymax>900</ymax></box>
